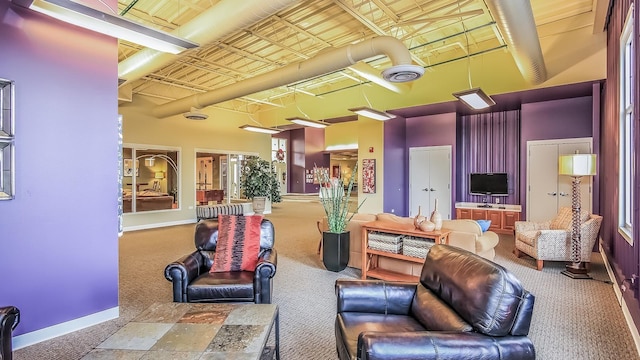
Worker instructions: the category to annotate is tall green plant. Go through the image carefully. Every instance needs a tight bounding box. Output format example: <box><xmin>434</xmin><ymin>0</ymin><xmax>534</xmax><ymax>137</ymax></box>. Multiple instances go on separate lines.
<box><xmin>240</xmin><ymin>157</ymin><xmax>282</xmax><ymax>203</ymax></box>
<box><xmin>317</xmin><ymin>164</ymin><xmax>365</xmax><ymax>233</ymax></box>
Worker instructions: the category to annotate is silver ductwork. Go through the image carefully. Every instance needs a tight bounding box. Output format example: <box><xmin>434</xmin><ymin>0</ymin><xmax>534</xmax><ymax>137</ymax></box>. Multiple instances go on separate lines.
<box><xmin>118</xmin><ymin>0</ymin><xmax>301</xmax><ymax>85</ymax></box>
<box><xmin>485</xmin><ymin>0</ymin><xmax>547</xmax><ymax>84</ymax></box>
<box><xmin>153</xmin><ymin>36</ymin><xmax>424</xmax><ymax>118</ymax></box>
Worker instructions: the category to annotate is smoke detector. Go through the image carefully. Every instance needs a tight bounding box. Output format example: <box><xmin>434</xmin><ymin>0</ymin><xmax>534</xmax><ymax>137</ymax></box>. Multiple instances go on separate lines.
<box><xmin>382</xmin><ymin>64</ymin><xmax>425</xmax><ymax>83</ymax></box>
<box><xmin>183</xmin><ymin>107</ymin><xmax>208</xmax><ymax>120</ymax></box>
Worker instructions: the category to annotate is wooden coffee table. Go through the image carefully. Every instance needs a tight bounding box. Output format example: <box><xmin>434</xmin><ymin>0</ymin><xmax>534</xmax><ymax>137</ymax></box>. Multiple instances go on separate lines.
<box><xmin>82</xmin><ymin>302</ymin><xmax>279</xmax><ymax>359</ymax></box>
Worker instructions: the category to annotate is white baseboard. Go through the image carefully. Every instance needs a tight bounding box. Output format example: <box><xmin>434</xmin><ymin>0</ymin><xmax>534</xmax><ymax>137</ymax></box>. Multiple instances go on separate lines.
<box><xmin>124</xmin><ymin>218</ymin><xmax>196</xmax><ymax>232</ymax></box>
<box><xmin>600</xmin><ymin>243</ymin><xmax>640</xmax><ymax>357</ymax></box>
<box><xmin>13</xmin><ymin>306</ymin><xmax>119</xmax><ymax>350</ymax></box>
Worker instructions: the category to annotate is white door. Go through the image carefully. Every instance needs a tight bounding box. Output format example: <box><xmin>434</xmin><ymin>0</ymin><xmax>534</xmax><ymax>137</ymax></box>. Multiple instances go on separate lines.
<box><xmin>409</xmin><ymin>146</ymin><xmax>452</xmax><ymax>220</ymax></box>
<box><xmin>527</xmin><ymin>138</ymin><xmax>592</xmax><ymax>222</ymax></box>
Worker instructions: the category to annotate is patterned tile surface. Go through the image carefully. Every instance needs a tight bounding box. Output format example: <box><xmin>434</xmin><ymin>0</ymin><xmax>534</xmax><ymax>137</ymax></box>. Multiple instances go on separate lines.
<box><xmin>82</xmin><ymin>303</ymin><xmax>278</xmax><ymax>360</ymax></box>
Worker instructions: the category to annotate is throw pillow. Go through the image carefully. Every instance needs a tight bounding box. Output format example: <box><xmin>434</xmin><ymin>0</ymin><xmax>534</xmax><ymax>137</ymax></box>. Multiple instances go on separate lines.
<box><xmin>210</xmin><ymin>215</ymin><xmax>263</xmax><ymax>273</ymax></box>
<box><xmin>476</xmin><ymin>220</ymin><xmax>491</xmax><ymax>232</ymax></box>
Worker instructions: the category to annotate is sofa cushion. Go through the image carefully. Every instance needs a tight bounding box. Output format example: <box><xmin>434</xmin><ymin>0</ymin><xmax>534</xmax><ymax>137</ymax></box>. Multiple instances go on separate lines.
<box><xmin>211</xmin><ymin>215</ymin><xmax>262</xmax><ymax>272</ymax></box>
<box><xmin>442</xmin><ymin>219</ymin><xmax>482</xmax><ymax>235</ymax></box>
<box><xmin>411</xmin><ymin>285</ymin><xmax>472</xmax><ymax>332</ymax></box>
<box><xmin>476</xmin><ymin>220</ymin><xmax>491</xmax><ymax>232</ymax></box>
<box><xmin>376</xmin><ymin>213</ymin><xmax>414</xmax><ymax>225</ymax></box>
<box><xmin>550</xmin><ymin>207</ymin><xmax>590</xmax><ymax>230</ymax></box>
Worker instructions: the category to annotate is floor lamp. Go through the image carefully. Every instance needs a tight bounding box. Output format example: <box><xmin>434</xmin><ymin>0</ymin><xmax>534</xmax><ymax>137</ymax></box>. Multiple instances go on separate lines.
<box><xmin>558</xmin><ymin>153</ymin><xmax>597</xmax><ymax>279</ymax></box>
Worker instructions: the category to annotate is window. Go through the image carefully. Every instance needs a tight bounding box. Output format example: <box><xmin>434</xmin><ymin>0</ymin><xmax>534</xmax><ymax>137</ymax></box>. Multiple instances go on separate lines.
<box><xmin>122</xmin><ymin>145</ymin><xmax>180</xmax><ymax>213</ymax></box>
<box><xmin>619</xmin><ymin>6</ymin><xmax>634</xmax><ymax>244</ymax></box>
<box><xmin>0</xmin><ymin>79</ymin><xmax>15</xmax><ymax>200</ymax></box>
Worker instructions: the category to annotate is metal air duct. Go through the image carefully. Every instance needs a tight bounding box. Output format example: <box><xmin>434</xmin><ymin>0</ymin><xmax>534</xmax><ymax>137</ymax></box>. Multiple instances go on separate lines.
<box><xmin>485</xmin><ymin>0</ymin><xmax>547</xmax><ymax>84</ymax></box>
<box><xmin>118</xmin><ymin>0</ymin><xmax>301</xmax><ymax>85</ymax></box>
<box><xmin>153</xmin><ymin>36</ymin><xmax>424</xmax><ymax>118</ymax></box>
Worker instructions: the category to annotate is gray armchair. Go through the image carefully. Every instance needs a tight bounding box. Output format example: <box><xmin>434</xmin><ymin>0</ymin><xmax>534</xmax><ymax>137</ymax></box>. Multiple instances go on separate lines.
<box><xmin>514</xmin><ymin>207</ymin><xmax>602</xmax><ymax>270</ymax></box>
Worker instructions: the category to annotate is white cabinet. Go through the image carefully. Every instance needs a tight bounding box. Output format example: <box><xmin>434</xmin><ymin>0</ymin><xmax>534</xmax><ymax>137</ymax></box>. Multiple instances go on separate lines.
<box><xmin>409</xmin><ymin>146</ymin><xmax>452</xmax><ymax>220</ymax></box>
<box><xmin>526</xmin><ymin>138</ymin><xmax>592</xmax><ymax>222</ymax></box>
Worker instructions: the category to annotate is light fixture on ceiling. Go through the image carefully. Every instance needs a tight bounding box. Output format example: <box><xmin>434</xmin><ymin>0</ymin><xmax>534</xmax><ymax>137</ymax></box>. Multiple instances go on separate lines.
<box><xmin>286</xmin><ymin>117</ymin><xmax>328</xmax><ymax>128</ymax></box>
<box><xmin>452</xmin><ymin>88</ymin><xmax>496</xmax><ymax>110</ymax></box>
<box><xmin>12</xmin><ymin>0</ymin><xmax>199</xmax><ymax>54</ymax></box>
<box><xmin>239</xmin><ymin>125</ymin><xmax>282</xmax><ymax>135</ymax></box>
<box><xmin>348</xmin><ymin>107</ymin><xmax>395</xmax><ymax>121</ymax></box>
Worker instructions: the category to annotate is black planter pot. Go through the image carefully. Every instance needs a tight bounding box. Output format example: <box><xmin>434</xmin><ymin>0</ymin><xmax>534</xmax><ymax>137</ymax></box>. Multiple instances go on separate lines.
<box><xmin>322</xmin><ymin>231</ymin><xmax>350</xmax><ymax>272</ymax></box>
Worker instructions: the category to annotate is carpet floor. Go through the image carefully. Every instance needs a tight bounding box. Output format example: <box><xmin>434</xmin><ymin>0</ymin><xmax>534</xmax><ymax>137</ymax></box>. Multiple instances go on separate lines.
<box><xmin>14</xmin><ymin>199</ymin><xmax>640</xmax><ymax>359</ymax></box>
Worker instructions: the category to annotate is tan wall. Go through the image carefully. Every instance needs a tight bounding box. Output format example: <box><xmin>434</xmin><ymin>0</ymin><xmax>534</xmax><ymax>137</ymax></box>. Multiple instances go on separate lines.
<box><xmin>120</xmin><ymin>95</ymin><xmax>270</xmax><ymax>229</ymax></box>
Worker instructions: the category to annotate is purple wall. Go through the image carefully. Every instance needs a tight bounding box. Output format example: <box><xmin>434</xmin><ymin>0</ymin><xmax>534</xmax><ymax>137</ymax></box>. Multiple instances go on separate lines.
<box><xmin>0</xmin><ymin>2</ymin><xmax>119</xmax><ymax>336</ymax></box>
<box><xmin>304</xmin><ymin>127</ymin><xmax>326</xmax><ymax>193</ymax></box>
<box><xmin>289</xmin><ymin>129</ymin><xmax>306</xmax><ymax>193</ymax></box>
<box><xmin>519</xmin><ymin>96</ymin><xmax>594</xmax><ymax>218</ymax></box>
<box><xmin>383</xmin><ymin>117</ymin><xmax>407</xmax><ymax>215</ymax></box>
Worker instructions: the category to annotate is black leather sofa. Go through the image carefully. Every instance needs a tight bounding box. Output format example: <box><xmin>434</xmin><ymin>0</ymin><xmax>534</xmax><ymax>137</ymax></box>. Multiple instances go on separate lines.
<box><xmin>335</xmin><ymin>244</ymin><xmax>535</xmax><ymax>360</ymax></box>
<box><xmin>165</xmin><ymin>219</ymin><xmax>277</xmax><ymax>303</ymax></box>
<box><xmin>1</xmin><ymin>306</ymin><xmax>20</xmax><ymax>360</ymax></box>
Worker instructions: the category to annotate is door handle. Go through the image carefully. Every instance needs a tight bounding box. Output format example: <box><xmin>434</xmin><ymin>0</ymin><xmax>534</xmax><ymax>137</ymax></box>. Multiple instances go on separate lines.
<box><xmin>430</xmin><ymin>188</ymin><xmax>435</xmax><ymax>191</ymax></box>
<box><xmin>422</xmin><ymin>188</ymin><xmax>429</xmax><ymax>192</ymax></box>
<box><xmin>547</xmin><ymin>192</ymin><xmax>557</xmax><ymax>196</ymax></box>
<box><xmin>559</xmin><ymin>192</ymin><xmax>569</xmax><ymax>196</ymax></box>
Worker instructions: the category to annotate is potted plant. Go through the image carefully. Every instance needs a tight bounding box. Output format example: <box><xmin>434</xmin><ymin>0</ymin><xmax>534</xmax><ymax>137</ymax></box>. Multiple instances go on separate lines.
<box><xmin>317</xmin><ymin>164</ymin><xmax>365</xmax><ymax>271</ymax></box>
<box><xmin>240</xmin><ymin>156</ymin><xmax>281</xmax><ymax>214</ymax></box>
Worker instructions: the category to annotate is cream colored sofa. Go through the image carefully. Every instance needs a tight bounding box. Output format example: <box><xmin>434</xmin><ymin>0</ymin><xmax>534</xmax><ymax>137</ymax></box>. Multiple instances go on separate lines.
<box><xmin>441</xmin><ymin>219</ymin><xmax>499</xmax><ymax>261</ymax></box>
<box><xmin>318</xmin><ymin>214</ymin><xmax>499</xmax><ymax>277</ymax></box>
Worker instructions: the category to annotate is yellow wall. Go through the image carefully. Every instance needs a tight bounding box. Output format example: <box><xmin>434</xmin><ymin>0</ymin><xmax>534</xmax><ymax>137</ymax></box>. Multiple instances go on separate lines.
<box><xmin>356</xmin><ymin>117</ymin><xmax>384</xmax><ymax>214</ymax></box>
<box><xmin>120</xmin><ymin>95</ymin><xmax>269</xmax><ymax>229</ymax></box>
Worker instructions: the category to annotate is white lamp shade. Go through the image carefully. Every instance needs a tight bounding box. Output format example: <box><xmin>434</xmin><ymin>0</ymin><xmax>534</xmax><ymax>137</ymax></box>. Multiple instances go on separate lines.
<box><xmin>558</xmin><ymin>154</ymin><xmax>597</xmax><ymax>176</ymax></box>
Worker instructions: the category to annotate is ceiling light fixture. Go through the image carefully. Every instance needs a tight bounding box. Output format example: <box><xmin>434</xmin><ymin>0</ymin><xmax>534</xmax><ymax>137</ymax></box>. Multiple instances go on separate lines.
<box><xmin>348</xmin><ymin>107</ymin><xmax>396</xmax><ymax>121</ymax></box>
<box><xmin>286</xmin><ymin>117</ymin><xmax>328</xmax><ymax>128</ymax></box>
<box><xmin>239</xmin><ymin>125</ymin><xmax>282</xmax><ymax>135</ymax></box>
<box><xmin>452</xmin><ymin>88</ymin><xmax>496</xmax><ymax>110</ymax></box>
<box><xmin>12</xmin><ymin>0</ymin><xmax>199</xmax><ymax>54</ymax></box>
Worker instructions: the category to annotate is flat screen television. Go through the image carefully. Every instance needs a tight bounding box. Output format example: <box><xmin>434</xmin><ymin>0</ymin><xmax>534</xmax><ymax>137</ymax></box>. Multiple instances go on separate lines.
<box><xmin>469</xmin><ymin>173</ymin><xmax>508</xmax><ymax>196</ymax></box>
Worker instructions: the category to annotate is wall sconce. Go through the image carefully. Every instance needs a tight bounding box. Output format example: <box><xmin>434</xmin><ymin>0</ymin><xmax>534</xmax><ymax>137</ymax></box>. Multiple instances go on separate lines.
<box><xmin>286</xmin><ymin>117</ymin><xmax>328</xmax><ymax>128</ymax></box>
<box><xmin>452</xmin><ymin>88</ymin><xmax>496</xmax><ymax>110</ymax></box>
<box><xmin>239</xmin><ymin>124</ymin><xmax>282</xmax><ymax>134</ymax></box>
<box><xmin>348</xmin><ymin>107</ymin><xmax>395</xmax><ymax>121</ymax></box>
<box><xmin>12</xmin><ymin>0</ymin><xmax>199</xmax><ymax>54</ymax></box>
<box><xmin>155</xmin><ymin>171</ymin><xmax>165</xmax><ymax>179</ymax></box>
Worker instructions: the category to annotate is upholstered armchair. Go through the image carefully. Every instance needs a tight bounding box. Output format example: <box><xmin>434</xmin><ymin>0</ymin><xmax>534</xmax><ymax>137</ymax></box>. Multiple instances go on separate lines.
<box><xmin>514</xmin><ymin>207</ymin><xmax>603</xmax><ymax>270</ymax></box>
<box><xmin>165</xmin><ymin>218</ymin><xmax>277</xmax><ymax>304</ymax></box>
<box><xmin>1</xmin><ymin>306</ymin><xmax>20</xmax><ymax>360</ymax></box>
<box><xmin>335</xmin><ymin>245</ymin><xmax>535</xmax><ymax>360</ymax></box>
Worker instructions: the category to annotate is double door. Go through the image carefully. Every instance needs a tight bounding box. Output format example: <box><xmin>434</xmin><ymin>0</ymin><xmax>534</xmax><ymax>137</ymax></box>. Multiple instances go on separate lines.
<box><xmin>409</xmin><ymin>146</ymin><xmax>452</xmax><ymax>220</ymax></box>
<box><xmin>526</xmin><ymin>138</ymin><xmax>592</xmax><ymax>222</ymax></box>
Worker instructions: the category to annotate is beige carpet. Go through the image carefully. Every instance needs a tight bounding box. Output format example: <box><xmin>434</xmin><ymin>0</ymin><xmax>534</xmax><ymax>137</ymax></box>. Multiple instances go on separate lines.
<box><xmin>14</xmin><ymin>200</ymin><xmax>640</xmax><ymax>359</ymax></box>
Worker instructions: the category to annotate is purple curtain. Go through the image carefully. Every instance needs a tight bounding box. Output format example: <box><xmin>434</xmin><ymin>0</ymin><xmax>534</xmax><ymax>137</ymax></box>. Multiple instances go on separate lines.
<box><xmin>459</xmin><ymin>110</ymin><xmax>520</xmax><ymax>205</ymax></box>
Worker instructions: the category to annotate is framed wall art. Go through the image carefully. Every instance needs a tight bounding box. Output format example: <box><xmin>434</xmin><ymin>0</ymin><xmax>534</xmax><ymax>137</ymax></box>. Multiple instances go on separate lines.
<box><xmin>362</xmin><ymin>159</ymin><xmax>376</xmax><ymax>194</ymax></box>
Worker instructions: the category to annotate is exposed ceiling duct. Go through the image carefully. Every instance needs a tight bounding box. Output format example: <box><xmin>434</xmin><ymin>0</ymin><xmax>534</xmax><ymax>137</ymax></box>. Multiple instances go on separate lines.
<box><xmin>153</xmin><ymin>36</ymin><xmax>424</xmax><ymax>118</ymax></box>
<box><xmin>485</xmin><ymin>0</ymin><xmax>547</xmax><ymax>85</ymax></box>
<box><xmin>118</xmin><ymin>0</ymin><xmax>301</xmax><ymax>85</ymax></box>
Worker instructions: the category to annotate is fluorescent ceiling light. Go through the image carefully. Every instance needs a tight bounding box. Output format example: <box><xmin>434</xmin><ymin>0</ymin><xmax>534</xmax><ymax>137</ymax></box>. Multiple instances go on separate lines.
<box><xmin>13</xmin><ymin>0</ymin><xmax>199</xmax><ymax>54</ymax></box>
<box><xmin>348</xmin><ymin>107</ymin><xmax>395</xmax><ymax>121</ymax></box>
<box><xmin>239</xmin><ymin>124</ymin><xmax>282</xmax><ymax>135</ymax></box>
<box><xmin>286</xmin><ymin>117</ymin><xmax>328</xmax><ymax>128</ymax></box>
<box><xmin>452</xmin><ymin>88</ymin><xmax>496</xmax><ymax>110</ymax></box>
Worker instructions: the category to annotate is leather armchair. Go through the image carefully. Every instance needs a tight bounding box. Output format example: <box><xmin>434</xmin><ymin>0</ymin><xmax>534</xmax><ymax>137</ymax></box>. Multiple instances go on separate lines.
<box><xmin>1</xmin><ymin>306</ymin><xmax>20</xmax><ymax>360</ymax></box>
<box><xmin>335</xmin><ymin>245</ymin><xmax>535</xmax><ymax>360</ymax></box>
<box><xmin>165</xmin><ymin>219</ymin><xmax>277</xmax><ymax>303</ymax></box>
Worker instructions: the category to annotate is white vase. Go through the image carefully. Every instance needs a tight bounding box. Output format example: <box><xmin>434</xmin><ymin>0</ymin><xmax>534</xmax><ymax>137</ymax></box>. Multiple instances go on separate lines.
<box><xmin>430</xmin><ymin>198</ymin><xmax>443</xmax><ymax>231</ymax></box>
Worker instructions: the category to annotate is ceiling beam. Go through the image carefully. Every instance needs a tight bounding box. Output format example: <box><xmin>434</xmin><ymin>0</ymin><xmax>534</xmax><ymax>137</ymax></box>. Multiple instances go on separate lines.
<box><xmin>592</xmin><ymin>0</ymin><xmax>611</xmax><ymax>34</ymax></box>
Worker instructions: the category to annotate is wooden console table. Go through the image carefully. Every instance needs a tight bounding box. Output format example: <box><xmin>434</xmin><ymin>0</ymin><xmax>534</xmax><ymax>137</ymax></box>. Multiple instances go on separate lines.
<box><xmin>455</xmin><ymin>202</ymin><xmax>521</xmax><ymax>234</ymax></box>
<box><xmin>361</xmin><ymin>222</ymin><xmax>450</xmax><ymax>282</ymax></box>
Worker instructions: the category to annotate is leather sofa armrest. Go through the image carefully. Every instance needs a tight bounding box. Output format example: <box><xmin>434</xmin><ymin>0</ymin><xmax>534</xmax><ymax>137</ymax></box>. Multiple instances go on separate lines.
<box><xmin>357</xmin><ymin>332</ymin><xmax>535</xmax><ymax>360</ymax></box>
<box><xmin>335</xmin><ymin>279</ymin><xmax>416</xmax><ymax>315</ymax></box>
<box><xmin>164</xmin><ymin>252</ymin><xmax>206</xmax><ymax>302</ymax></box>
<box><xmin>256</xmin><ymin>248</ymin><xmax>277</xmax><ymax>278</ymax></box>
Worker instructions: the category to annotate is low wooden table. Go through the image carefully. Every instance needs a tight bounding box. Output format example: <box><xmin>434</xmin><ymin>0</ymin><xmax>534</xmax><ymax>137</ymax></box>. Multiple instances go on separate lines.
<box><xmin>361</xmin><ymin>222</ymin><xmax>450</xmax><ymax>282</ymax></box>
<box><xmin>82</xmin><ymin>302</ymin><xmax>279</xmax><ymax>360</ymax></box>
